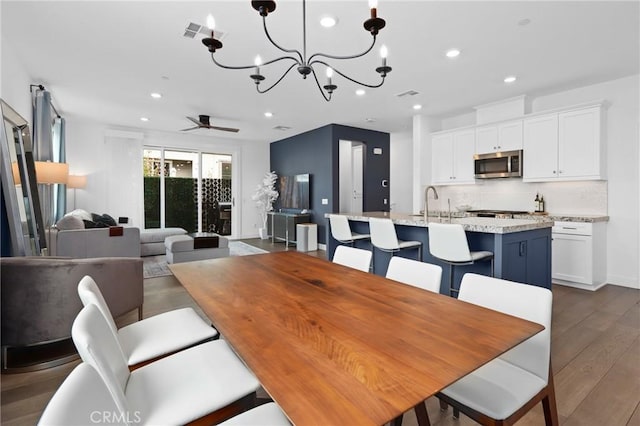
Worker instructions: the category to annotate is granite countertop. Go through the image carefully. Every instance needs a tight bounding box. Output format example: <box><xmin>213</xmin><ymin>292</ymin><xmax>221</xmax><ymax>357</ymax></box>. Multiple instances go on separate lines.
<box><xmin>513</xmin><ymin>213</ymin><xmax>609</xmax><ymax>223</ymax></box>
<box><xmin>326</xmin><ymin>212</ymin><xmax>554</xmax><ymax>234</ymax></box>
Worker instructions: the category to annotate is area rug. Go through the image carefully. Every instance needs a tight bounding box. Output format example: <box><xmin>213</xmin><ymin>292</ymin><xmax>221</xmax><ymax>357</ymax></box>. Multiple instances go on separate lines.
<box><xmin>143</xmin><ymin>241</ymin><xmax>268</xmax><ymax>279</ymax></box>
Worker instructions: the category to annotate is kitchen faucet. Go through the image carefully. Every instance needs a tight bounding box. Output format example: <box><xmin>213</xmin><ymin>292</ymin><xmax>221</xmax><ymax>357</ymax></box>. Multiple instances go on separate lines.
<box><xmin>424</xmin><ymin>186</ymin><xmax>439</xmax><ymax>222</ymax></box>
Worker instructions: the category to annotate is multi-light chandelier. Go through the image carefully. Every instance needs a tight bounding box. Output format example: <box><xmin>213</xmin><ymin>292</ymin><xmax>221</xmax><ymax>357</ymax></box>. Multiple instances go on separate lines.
<box><xmin>201</xmin><ymin>0</ymin><xmax>391</xmax><ymax>101</ymax></box>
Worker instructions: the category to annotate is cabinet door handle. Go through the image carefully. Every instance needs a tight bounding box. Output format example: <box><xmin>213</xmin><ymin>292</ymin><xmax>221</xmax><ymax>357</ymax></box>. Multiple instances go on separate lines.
<box><xmin>519</xmin><ymin>241</ymin><xmax>527</xmax><ymax>256</ymax></box>
<box><xmin>552</xmin><ymin>170</ymin><xmax>557</xmax><ymax>174</ymax></box>
<box><xmin>562</xmin><ymin>226</ymin><xmax>577</xmax><ymax>230</ymax></box>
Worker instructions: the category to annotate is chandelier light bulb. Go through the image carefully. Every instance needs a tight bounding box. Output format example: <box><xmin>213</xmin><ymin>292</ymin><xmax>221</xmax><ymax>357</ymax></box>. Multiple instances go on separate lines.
<box><xmin>326</xmin><ymin>67</ymin><xmax>334</xmax><ymax>78</ymax></box>
<box><xmin>254</xmin><ymin>55</ymin><xmax>262</xmax><ymax>67</ymax></box>
<box><xmin>380</xmin><ymin>45</ymin><xmax>388</xmax><ymax>67</ymax></box>
<box><xmin>206</xmin><ymin>14</ymin><xmax>216</xmax><ymax>30</ymax></box>
<box><xmin>369</xmin><ymin>0</ymin><xmax>378</xmax><ymax>9</ymax></box>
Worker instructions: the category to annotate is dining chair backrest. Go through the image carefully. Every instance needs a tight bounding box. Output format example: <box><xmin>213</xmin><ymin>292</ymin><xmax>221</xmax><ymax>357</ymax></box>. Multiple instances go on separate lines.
<box><xmin>428</xmin><ymin>223</ymin><xmax>472</xmax><ymax>262</ymax></box>
<box><xmin>386</xmin><ymin>257</ymin><xmax>442</xmax><ymax>293</ymax></box>
<box><xmin>329</xmin><ymin>214</ymin><xmax>354</xmax><ymax>242</ymax></box>
<box><xmin>38</xmin><ymin>363</ymin><xmax>126</xmax><ymax>426</ymax></box>
<box><xmin>369</xmin><ymin>217</ymin><xmax>400</xmax><ymax>250</ymax></box>
<box><xmin>71</xmin><ymin>304</ymin><xmax>131</xmax><ymax>415</ymax></box>
<box><xmin>332</xmin><ymin>246</ymin><xmax>372</xmax><ymax>272</ymax></box>
<box><xmin>459</xmin><ymin>273</ymin><xmax>553</xmax><ymax>382</ymax></box>
<box><xmin>78</xmin><ymin>275</ymin><xmax>118</xmax><ymax>335</ymax></box>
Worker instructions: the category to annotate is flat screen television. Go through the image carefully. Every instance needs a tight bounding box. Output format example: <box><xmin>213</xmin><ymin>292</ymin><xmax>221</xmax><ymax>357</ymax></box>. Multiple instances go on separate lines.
<box><xmin>278</xmin><ymin>174</ymin><xmax>310</xmax><ymax>210</ymax></box>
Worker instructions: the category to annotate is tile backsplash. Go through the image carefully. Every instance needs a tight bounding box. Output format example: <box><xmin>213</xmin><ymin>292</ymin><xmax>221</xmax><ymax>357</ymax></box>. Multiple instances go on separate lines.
<box><xmin>431</xmin><ymin>180</ymin><xmax>607</xmax><ymax>215</ymax></box>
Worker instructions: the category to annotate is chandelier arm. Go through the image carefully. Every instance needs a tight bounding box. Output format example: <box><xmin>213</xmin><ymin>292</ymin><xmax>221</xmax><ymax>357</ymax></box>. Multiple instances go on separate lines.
<box><xmin>312</xmin><ymin>61</ymin><xmax>387</xmax><ymax>89</ymax></box>
<box><xmin>256</xmin><ymin>62</ymin><xmax>299</xmax><ymax>94</ymax></box>
<box><xmin>308</xmin><ymin>35</ymin><xmax>377</xmax><ymax>63</ymax></box>
<box><xmin>310</xmin><ymin>67</ymin><xmax>332</xmax><ymax>102</ymax></box>
<box><xmin>262</xmin><ymin>16</ymin><xmax>304</xmax><ymax>63</ymax></box>
<box><xmin>211</xmin><ymin>54</ymin><xmax>298</xmax><ymax>70</ymax></box>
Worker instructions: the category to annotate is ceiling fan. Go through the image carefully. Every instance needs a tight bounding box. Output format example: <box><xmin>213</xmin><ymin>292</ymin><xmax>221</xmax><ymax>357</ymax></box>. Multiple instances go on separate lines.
<box><xmin>181</xmin><ymin>115</ymin><xmax>239</xmax><ymax>133</ymax></box>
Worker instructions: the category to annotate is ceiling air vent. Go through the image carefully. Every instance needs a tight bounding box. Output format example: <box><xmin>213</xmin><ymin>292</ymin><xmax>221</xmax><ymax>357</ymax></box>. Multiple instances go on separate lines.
<box><xmin>273</xmin><ymin>126</ymin><xmax>292</xmax><ymax>131</ymax></box>
<box><xmin>184</xmin><ymin>23</ymin><xmax>225</xmax><ymax>39</ymax></box>
<box><xmin>395</xmin><ymin>90</ymin><xmax>420</xmax><ymax>98</ymax></box>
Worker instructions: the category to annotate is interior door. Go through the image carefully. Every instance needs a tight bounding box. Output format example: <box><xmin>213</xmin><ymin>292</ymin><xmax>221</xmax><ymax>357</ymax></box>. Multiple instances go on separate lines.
<box><xmin>351</xmin><ymin>144</ymin><xmax>364</xmax><ymax>213</ymax></box>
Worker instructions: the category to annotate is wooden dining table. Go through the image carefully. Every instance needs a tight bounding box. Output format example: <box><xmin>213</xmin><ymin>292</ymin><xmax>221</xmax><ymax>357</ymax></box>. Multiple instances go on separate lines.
<box><xmin>169</xmin><ymin>251</ymin><xmax>544</xmax><ymax>426</ymax></box>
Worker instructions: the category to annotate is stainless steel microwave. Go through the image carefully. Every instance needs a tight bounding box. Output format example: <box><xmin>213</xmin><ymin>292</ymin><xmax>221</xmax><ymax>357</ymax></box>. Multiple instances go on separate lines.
<box><xmin>474</xmin><ymin>150</ymin><xmax>523</xmax><ymax>178</ymax></box>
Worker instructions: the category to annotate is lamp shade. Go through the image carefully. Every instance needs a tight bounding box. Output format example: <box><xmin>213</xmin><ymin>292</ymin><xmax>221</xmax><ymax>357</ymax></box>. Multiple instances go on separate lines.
<box><xmin>35</xmin><ymin>161</ymin><xmax>69</xmax><ymax>184</ymax></box>
<box><xmin>67</xmin><ymin>174</ymin><xmax>87</xmax><ymax>189</ymax></box>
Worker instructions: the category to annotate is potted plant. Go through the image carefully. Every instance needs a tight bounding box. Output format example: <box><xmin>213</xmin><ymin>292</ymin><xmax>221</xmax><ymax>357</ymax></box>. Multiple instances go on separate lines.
<box><xmin>252</xmin><ymin>171</ymin><xmax>279</xmax><ymax>239</ymax></box>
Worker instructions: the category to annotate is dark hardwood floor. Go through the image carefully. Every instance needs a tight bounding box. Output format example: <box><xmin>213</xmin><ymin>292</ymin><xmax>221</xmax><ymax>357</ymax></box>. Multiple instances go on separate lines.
<box><xmin>2</xmin><ymin>239</ymin><xmax>638</xmax><ymax>425</ymax></box>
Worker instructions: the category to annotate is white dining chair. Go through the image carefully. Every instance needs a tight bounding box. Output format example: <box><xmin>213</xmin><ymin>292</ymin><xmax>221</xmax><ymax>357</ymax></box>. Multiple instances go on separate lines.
<box><xmin>38</xmin><ymin>363</ymin><xmax>126</xmax><ymax>426</ymax></box>
<box><xmin>78</xmin><ymin>275</ymin><xmax>218</xmax><ymax>367</ymax></box>
<box><xmin>432</xmin><ymin>273</ymin><xmax>558</xmax><ymax>426</ymax></box>
<box><xmin>332</xmin><ymin>245</ymin><xmax>372</xmax><ymax>272</ymax></box>
<box><xmin>369</xmin><ymin>217</ymin><xmax>422</xmax><ymax>261</ymax></box>
<box><xmin>427</xmin><ymin>222</ymin><xmax>493</xmax><ymax>296</ymax></box>
<box><xmin>329</xmin><ymin>214</ymin><xmax>370</xmax><ymax>246</ymax></box>
<box><xmin>39</xmin><ymin>363</ymin><xmax>290</xmax><ymax>426</ymax></box>
<box><xmin>71</xmin><ymin>303</ymin><xmax>260</xmax><ymax>425</ymax></box>
<box><xmin>385</xmin><ymin>257</ymin><xmax>442</xmax><ymax>293</ymax></box>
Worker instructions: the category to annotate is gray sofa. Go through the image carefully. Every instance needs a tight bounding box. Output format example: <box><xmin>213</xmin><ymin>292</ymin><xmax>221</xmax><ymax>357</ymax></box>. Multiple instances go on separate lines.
<box><xmin>1</xmin><ymin>256</ymin><xmax>143</xmax><ymax>372</ymax></box>
<box><xmin>49</xmin><ymin>226</ymin><xmax>141</xmax><ymax>258</ymax></box>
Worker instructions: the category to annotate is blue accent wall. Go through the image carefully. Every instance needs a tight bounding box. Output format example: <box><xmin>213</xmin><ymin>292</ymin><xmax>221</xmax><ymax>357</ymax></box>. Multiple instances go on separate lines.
<box><xmin>270</xmin><ymin>124</ymin><xmax>390</xmax><ymax>244</ymax></box>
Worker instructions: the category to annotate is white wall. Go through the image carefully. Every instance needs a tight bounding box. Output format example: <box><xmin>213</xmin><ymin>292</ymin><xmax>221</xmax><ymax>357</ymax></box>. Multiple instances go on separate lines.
<box><xmin>403</xmin><ymin>74</ymin><xmax>639</xmax><ymax>289</ymax></box>
<box><xmin>1</xmin><ymin>39</ymin><xmax>32</xmax><ymax>119</ymax></box>
<box><xmin>389</xmin><ymin>130</ymin><xmax>412</xmax><ymax>212</ymax></box>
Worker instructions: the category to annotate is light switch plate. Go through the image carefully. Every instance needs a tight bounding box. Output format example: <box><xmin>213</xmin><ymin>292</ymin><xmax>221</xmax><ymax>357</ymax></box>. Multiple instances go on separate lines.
<box><xmin>321</xmin><ymin>198</ymin><xmax>328</xmax><ymax>205</ymax></box>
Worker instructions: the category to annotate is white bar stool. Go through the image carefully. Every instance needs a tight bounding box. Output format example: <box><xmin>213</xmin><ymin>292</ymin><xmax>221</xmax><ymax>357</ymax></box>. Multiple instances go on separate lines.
<box><xmin>329</xmin><ymin>214</ymin><xmax>370</xmax><ymax>246</ymax></box>
<box><xmin>428</xmin><ymin>222</ymin><xmax>493</xmax><ymax>297</ymax></box>
<box><xmin>369</xmin><ymin>218</ymin><xmax>422</xmax><ymax>267</ymax></box>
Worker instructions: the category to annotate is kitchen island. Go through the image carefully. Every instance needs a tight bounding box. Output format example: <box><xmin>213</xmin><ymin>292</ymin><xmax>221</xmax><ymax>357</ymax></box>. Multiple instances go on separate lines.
<box><xmin>325</xmin><ymin>212</ymin><xmax>554</xmax><ymax>292</ymax></box>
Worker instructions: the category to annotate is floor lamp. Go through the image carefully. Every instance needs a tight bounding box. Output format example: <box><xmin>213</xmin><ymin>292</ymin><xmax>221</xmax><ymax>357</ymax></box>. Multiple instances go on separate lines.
<box><xmin>67</xmin><ymin>174</ymin><xmax>87</xmax><ymax>211</ymax></box>
<box><xmin>35</xmin><ymin>161</ymin><xmax>69</xmax><ymax>228</ymax></box>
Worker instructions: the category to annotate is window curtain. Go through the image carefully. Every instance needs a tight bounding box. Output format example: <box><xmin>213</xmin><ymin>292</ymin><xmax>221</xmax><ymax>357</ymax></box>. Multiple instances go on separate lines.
<box><xmin>32</xmin><ymin>89</ymin><xmax>66</xmax><ymax>225</ymax></box>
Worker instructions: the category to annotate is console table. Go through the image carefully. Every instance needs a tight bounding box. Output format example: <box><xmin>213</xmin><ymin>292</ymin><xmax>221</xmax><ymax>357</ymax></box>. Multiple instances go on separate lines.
<box><xmin>267</xmin><ymin>212</ymin><xmax>311</xmax><ymax>247</ymax></box>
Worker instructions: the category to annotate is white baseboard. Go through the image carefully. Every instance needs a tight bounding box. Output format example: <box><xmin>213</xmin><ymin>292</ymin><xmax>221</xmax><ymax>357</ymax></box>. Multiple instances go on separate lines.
<box><xmin>553</xmin><ymin>280</ymin><xmax>607</xmax><ymax>291</ymax></box>
<box><xmin>605</xmin><ymin>274</ymin><xmax>640</xmax><ymax>289</ymax></box>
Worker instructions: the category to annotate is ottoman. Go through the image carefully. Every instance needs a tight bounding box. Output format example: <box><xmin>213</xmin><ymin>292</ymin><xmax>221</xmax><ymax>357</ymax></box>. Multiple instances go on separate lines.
<box><xmin>165</xmin><ymin>234</ymin><xmax>230</xmax><ymax>264</ymax></box>
<box><xmin>140</xmin><ymin>228</ymin><xmax>187</xmax><ymax>256</ymax></box>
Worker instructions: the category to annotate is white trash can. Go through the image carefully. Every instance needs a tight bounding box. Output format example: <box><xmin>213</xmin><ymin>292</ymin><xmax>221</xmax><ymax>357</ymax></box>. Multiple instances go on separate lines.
<box><xmin>296</xmin><ymin>223</ymin><xmax>318</xmax><ymax>252</ymax></box>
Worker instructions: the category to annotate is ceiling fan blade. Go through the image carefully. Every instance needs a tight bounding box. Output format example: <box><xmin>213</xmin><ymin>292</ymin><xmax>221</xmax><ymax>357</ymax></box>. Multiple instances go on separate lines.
<box><xmin>186</xmin><ymin>116</ymin><xmax>202</xmax><ymax>126</ymax></box>
<box><xmin>180</xmin><ymin>126</ymin><xmax>200</xmax><ymax>131</ymax></box>
<box><xmin>209</xmin><ymin>125</ymin><xmax>240</xmax><ymax>133</ymax></box>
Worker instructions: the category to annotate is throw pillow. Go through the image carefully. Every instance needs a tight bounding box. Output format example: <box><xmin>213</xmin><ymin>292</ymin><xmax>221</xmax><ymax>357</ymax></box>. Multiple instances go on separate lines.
<box><xmin>101</xmin><ymin>214</ymin><xmax>118</xmax><ymax>226</ymax></box>
<box><xmin>55</xmin><ymin>215</ymin><xmax>84</xmax><ymax>230</ymax></box>
<box><xmin>66</xmin><ymin>209</ymin><xmax>92</xmax><ymax>222</ymax></box>
<box><xmin>91</xmin><ymin>213</ymin><xmax>114</xmax><ymax>228</ymax></box>
<box><xmin>83</xmin><ymin>220</ymin><xmax>98</xmax><ymax>229</ymax></box>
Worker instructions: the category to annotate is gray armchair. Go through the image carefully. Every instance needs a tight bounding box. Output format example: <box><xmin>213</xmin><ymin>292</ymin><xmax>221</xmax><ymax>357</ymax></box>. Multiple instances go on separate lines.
<box><xmin>1</xmin><ymin>256</ymin><xmax>143</xmax><ymax>372</ymax></box>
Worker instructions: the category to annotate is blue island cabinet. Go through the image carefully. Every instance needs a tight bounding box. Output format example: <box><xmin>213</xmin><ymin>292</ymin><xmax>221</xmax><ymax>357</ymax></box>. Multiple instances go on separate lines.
<box><xmin>326</xmin><ymin>218</ymin><xmax>552</xmax><ymax>294</ymax></box>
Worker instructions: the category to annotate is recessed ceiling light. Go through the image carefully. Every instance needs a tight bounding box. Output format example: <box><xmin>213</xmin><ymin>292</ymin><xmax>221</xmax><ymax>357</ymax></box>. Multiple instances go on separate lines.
<box><xmin>264</xmin><ymin>112</ymin><xmax>273</xmax><ymax>118</ymax></box>
<box><xmin>140</xmin><ymin>117</ymin><xmax>149</xmax><ymax>122</ymax></box>
<box><xmin>445</xmin><ymin>49</ymin><xmax>460</xmax><ymax>58</ymax></box>
<box><xmin>518</xmin><ymin>18</ymin><xmax>531</xmax><ymax>26</ymax></box>
<box><xmin>150</xmin><ymin>92</ymin><xmax>162</xmax><ymax>99</ymax></box>
<box><xmin>355</xmin><ymin>89</ymin><xmax>366</xmax><ymax>96</ymax></box>
<box><xmin>504</xmin><ymin>75</ymin><xmax>517</xmax><ymax>83</ymax></box>
<box><xmin>320</xmin><ymin>16</ymin><xmax>337</xmax><ymax>28</ymax></box>
<box><xmin>413</xmin><ymin>104</ymin><xmax>422</xmax><ymax>110</ymax></box>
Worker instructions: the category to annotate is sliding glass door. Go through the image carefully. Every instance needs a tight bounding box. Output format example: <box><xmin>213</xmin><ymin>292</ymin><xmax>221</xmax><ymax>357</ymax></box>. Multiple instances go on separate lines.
<box><xmin>143</xmin><ymin>149</ymin><xmax>233</xmax><ymax>235</ymax></box>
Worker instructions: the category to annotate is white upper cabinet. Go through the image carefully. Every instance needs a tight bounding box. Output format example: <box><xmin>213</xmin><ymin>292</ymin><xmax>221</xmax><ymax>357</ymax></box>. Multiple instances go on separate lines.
<box><xmin>523</xmin><ymin>105</ymin><xmax>603</xmax><ymax>182</ymax></box>
<box><xmin>432</xmin><ymin>129</ymin><xmax>476</xmax><ymax>185</ymax></box>
<box><xmin>523</xmin><ymin>113</ymin><xmax>559</xmax><ymax>180</ymax></box>
<box><xmin>558</xmin><ymin>107</ymin><xmax>602</xmax><ymax>179</ymax></box>
<box><xmin>475</xmin><ymin>120</ymin><xmax>523</xmax><ymax>154</ymax></box>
